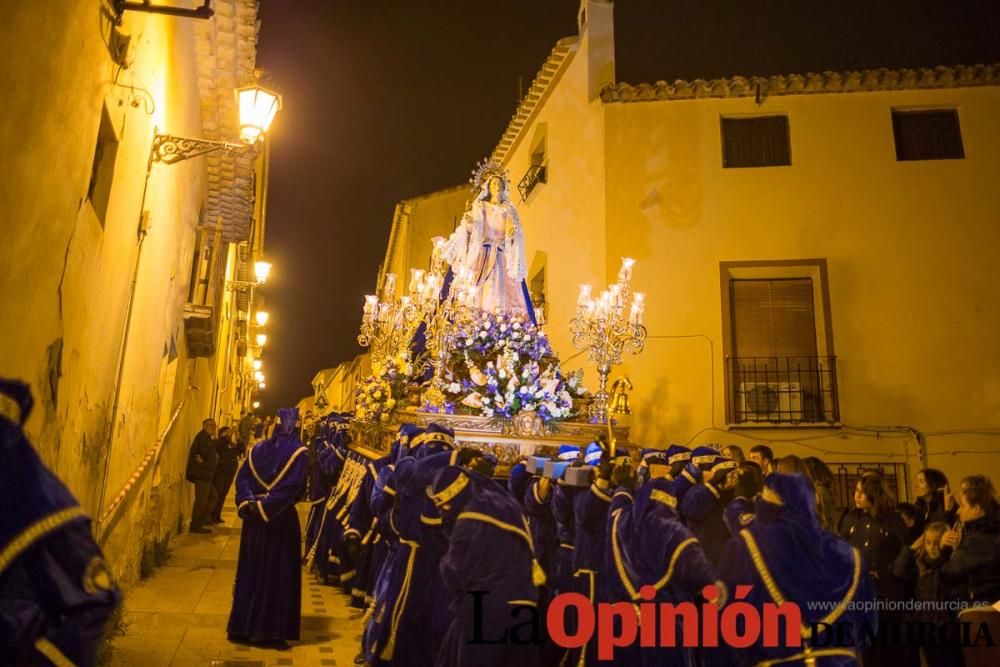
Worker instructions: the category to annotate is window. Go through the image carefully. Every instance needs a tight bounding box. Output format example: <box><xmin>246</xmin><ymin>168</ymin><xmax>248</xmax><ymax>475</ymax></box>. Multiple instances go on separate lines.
<box><xmin>721</xmin><ymin>261</ymin><xmax>839</xmax><ymax>425</ymax></box>
<box><xmin>892</xmin><ymin>110</ymin><xmax>964</xmax><ymax>161</ymax></box>
<box><xmin>518</xmin><ymin>126</ymin><xmax>547</xmax><ymax>200</ymax></box>
<box><xmin>87</xmin><ymin>105</ymin><xmax>120</xmax><ymax>226</ymax></box>
<box><xmin>721</xmin><ymin>116</ymin><xmax>791</xmax><ymax>168</ymax></box>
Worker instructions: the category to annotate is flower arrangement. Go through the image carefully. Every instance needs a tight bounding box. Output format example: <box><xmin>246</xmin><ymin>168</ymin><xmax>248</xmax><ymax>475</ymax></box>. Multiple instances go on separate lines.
<box><xmin>421</xmin><ymin>311</ymin><xmax>586</xmax><ymax>422</ymax></box>
<box><xmin>355</xmin><ymin>351</ymin><xmax>413</xmax><ymax>423</ymax></box>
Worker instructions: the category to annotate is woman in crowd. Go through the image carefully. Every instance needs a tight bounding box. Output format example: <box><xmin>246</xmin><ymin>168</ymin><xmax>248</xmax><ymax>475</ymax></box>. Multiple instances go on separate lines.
<box><xmin>940</xmin><ymin>474</ymin><xmax>1000</xmax><ymax>603</ymax></box>
<box><xmin>913</xmin><ymin>467</ymin><xmax>955</xmax><ymax>526</ymax></box>
<box><xmin>804</xmin><ymin>456</ymin><xmax>837</xmax><ymax>531</ymax></box>
<box><xmin>838</xmin><ymin>472</ymin><xmax>908</xmax><ymax>666</ymax></box>
<box><xmin>721</xmin><ymin>444</ymin><xmax>745</xmax><ymax>464</ymax></box>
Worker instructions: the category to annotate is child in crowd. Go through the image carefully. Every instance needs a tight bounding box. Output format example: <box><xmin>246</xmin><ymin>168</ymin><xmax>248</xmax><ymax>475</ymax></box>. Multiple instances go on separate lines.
<box><xmin>893</xmin><ymin>521</ymin><xmax>960</xmax><ymax>667</ymax></box>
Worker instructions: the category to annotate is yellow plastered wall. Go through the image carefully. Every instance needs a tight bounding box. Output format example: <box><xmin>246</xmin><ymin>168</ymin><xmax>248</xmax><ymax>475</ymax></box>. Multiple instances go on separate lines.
<box><xmin>0</xmin><ymin>5</ymin><xmax>240</xmax><ymax>580</ymax></box>
<box><xmin>602</xmin><ymin>86</ymin><xmax>1000</xmax><ymax>488</ymax></box>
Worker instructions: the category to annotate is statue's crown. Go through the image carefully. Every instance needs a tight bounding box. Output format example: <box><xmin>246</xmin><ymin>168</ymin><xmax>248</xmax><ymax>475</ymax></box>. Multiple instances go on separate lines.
<box><xmin>470</xmin><ymin>159</ymin><xmax>509</xmax><ymax>191</ymax></box>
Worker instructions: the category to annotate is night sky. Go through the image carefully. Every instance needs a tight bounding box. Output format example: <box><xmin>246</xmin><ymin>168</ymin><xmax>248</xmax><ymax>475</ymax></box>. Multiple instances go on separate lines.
<box><xmin>254</xmin><ymin>0</ymin><xmax>999</xmax><ymax>412</ymax></box>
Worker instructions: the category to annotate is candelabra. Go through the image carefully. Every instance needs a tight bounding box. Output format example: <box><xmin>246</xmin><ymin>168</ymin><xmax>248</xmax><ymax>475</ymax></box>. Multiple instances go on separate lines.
<box><xmin>417</xmin><ymin>238</ymin><xmax>481</xmax><ymax>385</ymax></box>
<box><xmin>570</xmin><ymin>257</ymin><xmax>648</xmax><ymax>424</ymax></box>
<box><xmin>357</xmin><ymin>272</ymin><xmax>425</xmax><ymax>363</ymax></box>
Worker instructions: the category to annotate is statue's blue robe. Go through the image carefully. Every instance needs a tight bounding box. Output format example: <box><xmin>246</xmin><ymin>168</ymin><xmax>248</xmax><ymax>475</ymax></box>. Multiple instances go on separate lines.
<box><xmin>718</xmin><ymin>475</ymin><xmax>877</xmax><ymax>667</ymax></box>
<box><xmin>227</xmin><ymin>433</ymin><xmax>308</xmax><ymax>642</ymax></box>
<box><xmin>604</xmin><ymin>480</ymin><xmax>717</xmax><ymax>667</ymax></box>
<box><xmin>1</xmin><ymin>381</ymin><xmax>121</xmax><ymax>667</ymax></box>
<box><xmin>435</xmin><ymin>474</ymin><xmax>542</xmax><ymax>667</ymax></box>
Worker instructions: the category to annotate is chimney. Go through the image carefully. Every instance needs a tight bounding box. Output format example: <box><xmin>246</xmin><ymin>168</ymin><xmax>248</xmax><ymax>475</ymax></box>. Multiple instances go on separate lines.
<box><xmin>578</xmin><ymin>0</ymin><xmax>615</xmax><ymax>101</ymax></box>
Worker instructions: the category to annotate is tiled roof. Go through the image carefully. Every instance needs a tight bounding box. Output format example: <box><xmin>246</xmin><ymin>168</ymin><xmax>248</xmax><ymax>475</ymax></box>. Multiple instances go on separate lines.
<box><xmin>491</xmin><ymin>37</ymin><xmax>578</xmax><ymax>164</ymax></box>
<box><xmin>194</xmin><ymin>0</ymin><xmax>260</xmax><ymax>243</ymax></box>
<box><xmin>601</xmin><ymin>63</ymin><xmax>1000</xmax><ymax>103</ymax></box>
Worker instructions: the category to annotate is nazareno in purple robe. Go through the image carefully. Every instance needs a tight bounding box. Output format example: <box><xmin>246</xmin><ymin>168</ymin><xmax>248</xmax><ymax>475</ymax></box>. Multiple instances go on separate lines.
<box><xmin>227</xmin><ymin>408</ymin><xmax>308</xmax><ymax>643</ymax></box>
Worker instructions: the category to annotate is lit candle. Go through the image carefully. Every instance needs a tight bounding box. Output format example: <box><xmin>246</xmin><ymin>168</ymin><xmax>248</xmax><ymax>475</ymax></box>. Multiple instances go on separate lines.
<box><xmin>618</xmin><ymin>257</ymin><xmax>635</xmax><ymax>283</ymax></box>
<box><xmin>577</xmin><ymin>284</ymin><xmax>592</xmax><ymax>307</ymax></box>
<box><xmin>383</xmin><ymin>273</ymin><xmax>397</xmax><ymax>299</ymax></box>
<box><xmin>364</xmin><ymin>294</ymin><xmax>378</xmax><ymax>314</ymax></box>
<box><xmin>431</xmin><ymin>237</ymin><xmax>446</xmax><ymax>259</ymax></box>
<box><xmin>609</xmin><ymin>283</ymin><xmax>622</xmax><ymax>306</ymax></box>
<box><xmin>409</xmin><ymin>269</ymin><xmax>425</xmax><ymax>293</ymax></box>
<box><xmin>630</xmin><ymin>292</ymin><xmax>646</xmax><ymax>325</ymax></box>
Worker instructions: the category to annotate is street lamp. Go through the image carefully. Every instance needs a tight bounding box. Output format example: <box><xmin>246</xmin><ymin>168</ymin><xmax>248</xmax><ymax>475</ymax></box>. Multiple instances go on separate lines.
<box><xmin>255</xmin><ymin>310</ymin><xmax>270</xmax><ymax>327</ymax></box>
<box><xmin>252</xmin><ymin>400</ymin><xmax>260</xmax><ymax>409</ymax></box>
<box><xmin>256</xmin><ymin>333</ymin><xmax>267</xmax><ymax>347</ymax></box>
<box><xmin>150</xmin><ymin>84</ymin><xmax>282</xmax><ymax>165</ymax></box>
<box><xmin>252</xmin><ymin>359</ymin><xmax>263</xmax><ymax>371</ymax></box>
<box><xmin>254</xmin><ymin>371</ymin><xmax>265</xmax><ymax>383</ymax></box>
<box><xmin>258</xmin><ymin>382</ymin><xmax>266</xmax><ymax>390</ymax></box>
<box><xmin>238</xmin><ymin>86</ymin><xmax>283</xmax><ymax>144</ymax></box>
<box><xmin>254</xmin><ymin>261</ymin><xmax>272</xmax><ymax>285</ymax></box>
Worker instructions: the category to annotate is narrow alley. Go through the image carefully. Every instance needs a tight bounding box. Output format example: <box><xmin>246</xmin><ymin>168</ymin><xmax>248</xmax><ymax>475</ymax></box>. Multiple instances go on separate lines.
<box><xmin>112</xmin><ymin>502</ymin><xmax>362</xmax><ymax>666</ymax></box>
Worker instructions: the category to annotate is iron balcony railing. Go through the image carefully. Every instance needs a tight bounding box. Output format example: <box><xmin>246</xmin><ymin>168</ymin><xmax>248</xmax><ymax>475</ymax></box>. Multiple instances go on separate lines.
<box><xmin>517</xmin><ymin>164</ymin><xmax>547</xmax><ymax>200</ymax></box>
<box><xmin>727</xmin><ymin>355</ymin><xmax>840</xmax><ymax>425</ymax></box>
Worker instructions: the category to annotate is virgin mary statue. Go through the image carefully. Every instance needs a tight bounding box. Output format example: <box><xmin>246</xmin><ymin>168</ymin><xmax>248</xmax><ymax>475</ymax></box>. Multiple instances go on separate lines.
<box><xmin>443</xmin><ymin>161</ymin><xmax>536</xmax><ymax>324</ymax></box>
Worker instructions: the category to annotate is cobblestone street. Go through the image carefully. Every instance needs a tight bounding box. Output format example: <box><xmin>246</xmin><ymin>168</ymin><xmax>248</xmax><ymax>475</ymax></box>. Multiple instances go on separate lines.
<box><xmin>113</xmin><ymin>502</ymin><xmax>362</xmax><ymax>666</ymax></box>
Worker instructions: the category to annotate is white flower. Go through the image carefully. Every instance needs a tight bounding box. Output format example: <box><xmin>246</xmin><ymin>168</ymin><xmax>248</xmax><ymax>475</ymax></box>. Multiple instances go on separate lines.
<box><xmin>513</xmin><ymin>321</ymin><xmax>521</xmax><ymax>330</ymax></box>
<box><xmin>448</xmin><ymin>382</ymin><xmax>461</xmax><ymax>394</ymax></box>
<box><xmin>479</xmin><ymin>331</ymin><xmax>488</xmax><ymax>339</ymax></box>
<box><xmin>498</xmin><ymin>368</ymin><xmax>507</xmax><ymax>379</ymax></box>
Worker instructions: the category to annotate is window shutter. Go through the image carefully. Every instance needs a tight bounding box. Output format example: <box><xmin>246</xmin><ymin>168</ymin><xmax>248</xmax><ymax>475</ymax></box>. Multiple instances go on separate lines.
<box><xmin>892</xmin><ymin>110</ymin><xmax>964</xmax><ymax>161</ymax></box>
<box><xmin>730</xmin><ymin>278</ymin><xmax>817</xmax><ymax>359</ymax></box>
<box><xmin>722</xmin><ymin>116</ymin><xmax>791</xmax><ymax>168</ymax></box>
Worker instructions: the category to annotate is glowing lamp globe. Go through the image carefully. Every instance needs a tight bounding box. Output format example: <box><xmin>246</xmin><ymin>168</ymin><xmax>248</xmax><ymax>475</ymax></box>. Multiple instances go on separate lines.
<box><xmin>236</xmin><ymin>85</ymin><xmax>282</xmax><ymax>144</ymax></box>
<box><xmin>252</xmin><ymin>401</ymin><xmax>260</xmax><ymax>409</ymax></box>
<box><xmin>255</xmin><ymin>310</ymin><xmax>270</xmax><ymax>327</ymax></box>
<box><xmin>252</xmin><ymin>359</ymin><xmax>262</xmax><ymax>371</ymax></box>
<box><xmin>254</xmin><ymin>371</ymin><xmax>265</xmax><ymax>383</ymax></box>
<box><xmin>258</xmin><ymin>382</ymin><xmax>266</xmax><ymax>390</ymax></box>
<box><xmin>254</xmin><ymin>261</ymin><xmax>272</xmax><ymax>284</ymax></box>
<box><xmin>256</xmin><ymin>333</ymin><xmax>267</xmax><ymax>347</ymax></box>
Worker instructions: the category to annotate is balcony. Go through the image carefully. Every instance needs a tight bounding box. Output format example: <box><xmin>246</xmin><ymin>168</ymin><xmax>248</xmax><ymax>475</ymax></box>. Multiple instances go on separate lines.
<box><xmin>182</xmin><ymin>303</ymin><xmax>217</xmax><ymax>357</ymax></box>
<box><xmin>517</xmin><ymin>164</ymin><xmax>547</xmax><ymax>200</ymax></box>
<box><xmin>727</xmin><ymin>356</ymin><xmax>839</xmax><ymax>425</ymax></box>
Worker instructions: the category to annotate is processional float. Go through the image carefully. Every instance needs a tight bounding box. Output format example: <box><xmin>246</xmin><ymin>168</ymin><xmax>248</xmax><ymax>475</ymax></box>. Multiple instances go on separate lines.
<box><xmin>350</xmin><ymin>160</ymin><xmax>648</xmax><ymax>469</ymax></box>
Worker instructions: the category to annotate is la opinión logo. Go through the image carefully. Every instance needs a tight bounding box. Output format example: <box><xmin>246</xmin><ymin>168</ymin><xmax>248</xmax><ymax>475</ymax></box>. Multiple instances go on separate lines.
<box><xmin>547</xmin><ymin>584</ymin><xmax>802</xmax><ymax>660</ymax></box>
<box><xmin>467</xmin><ymin>585</ymin><xmax>803</xmax><ymax>661</ymax></box>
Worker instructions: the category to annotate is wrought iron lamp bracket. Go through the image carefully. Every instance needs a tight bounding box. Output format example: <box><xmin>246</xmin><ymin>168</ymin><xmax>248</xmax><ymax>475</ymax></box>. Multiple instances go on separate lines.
<box><xmin>151</xmin><ymin>133</ymin><xmax>254</xmax><ymax>166</ymax></box>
